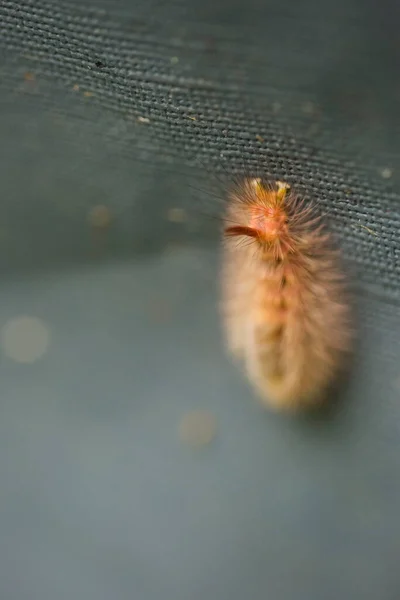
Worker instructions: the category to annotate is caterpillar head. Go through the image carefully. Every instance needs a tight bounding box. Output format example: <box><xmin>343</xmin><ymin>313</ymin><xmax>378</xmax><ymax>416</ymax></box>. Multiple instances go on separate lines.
<box><xmin>224</xmin><ymin>179</ymin><xmax>291</xmax><ymax>246</ymax></box>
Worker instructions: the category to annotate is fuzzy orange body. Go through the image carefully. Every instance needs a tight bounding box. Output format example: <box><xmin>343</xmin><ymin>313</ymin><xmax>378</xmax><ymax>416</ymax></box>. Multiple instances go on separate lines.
<box><xmin>221</xmin><ymin>179</ymin><xmax>352</xmax><ymax>411</ymax></box>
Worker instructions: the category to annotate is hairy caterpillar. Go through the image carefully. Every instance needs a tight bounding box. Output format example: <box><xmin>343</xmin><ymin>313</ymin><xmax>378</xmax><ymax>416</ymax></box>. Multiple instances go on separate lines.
<box><xmin>221</xmin><ymin>178</ymin><xmax>353</xmax><ymax>411</ymax></box>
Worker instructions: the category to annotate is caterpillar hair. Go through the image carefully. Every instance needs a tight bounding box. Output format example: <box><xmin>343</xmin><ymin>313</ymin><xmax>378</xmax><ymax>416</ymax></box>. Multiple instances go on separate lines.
<box><xmin>220</xmin><ymin>178</ymin><xmax>353</xmax><ymax>412</ymax></box>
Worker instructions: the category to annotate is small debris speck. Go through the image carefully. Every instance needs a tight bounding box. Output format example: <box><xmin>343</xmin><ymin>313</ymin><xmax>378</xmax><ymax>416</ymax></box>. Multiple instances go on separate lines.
<box><xmin>167</xmin><ymin>207</ymin><xmax>186</xmax><ymax>223</ymax></box>
<box><xmin>95</xmin><ymin>60</ymin><xmax>105</xmax><ymax>68</ymax></box>
<box><xmin>170</xmin><ymin>56</ymin><xmax>179</xmax><ymax>64</ymax></box>
<box><xmin>179</xmin><ymin>411</ymin><xmax>217</xmax><ymax>448</ymax></box>
<box><xmin>255</xmin><ymin>134</ymin><xmax>264</xmax><ymax>142</ymax></box>
<box><xmin>88</xmin><ymin>205</ymin><xmax>112</xmax><ymax>228</ymax></box>
<box><xmin>187</xmin><ymin>115</ymin><xmax>197</xmax><ymax>121</ymax></box>
<box><xmin>147</xmin><ymin>300</ymin><xmax>171</xmax><ymax>324</ymax></box>
<box><xmin>355</xmin><ymin>221</ymin><xmax>378</xmax><ymax>237</ymax></box>
<box><xmin>24</xmin><ymin>72</ymin><xmax>35</xmax><ymax>82</ymax></box>
<box><xmin>301</xmin><ymin>100</ymin><xmax>315</xmax><ymax>115</ymax></box>
<box><xmin>381</xmin><ymin>167</ymin><xmax>392</xmax><ymax>179</ymax></box>
<box><xmin>308</xmin><ymin>122</ymin><xmax>320</xmax><ymax>136</ymax></box>
<box><xmin>83</xmin><ymin>91</ymin><xmax>93</xmax><ymax>98</ymax></box>
<box><xmin>137</xmin><ymin>116</ymin><xmax>150</xmax><ymax>124</ymax></box>
<box><xmin>360</xmin><ymin>224</ymin><xmax>378</xmax><ymax>236</ymax></box>
<box><xmin>163</xmin><ymin>242</ymin><xmax>187</xmax><ymax>255</ymax></box>
<box><xmin>1</xmin><ymin>316</ymin><xmax>50</xmax><ymax>363</ymax></box>
<box><xmin>72</xmin><ymin>84</ymin><xmax>80</xmax><ymax>92</ymax></box>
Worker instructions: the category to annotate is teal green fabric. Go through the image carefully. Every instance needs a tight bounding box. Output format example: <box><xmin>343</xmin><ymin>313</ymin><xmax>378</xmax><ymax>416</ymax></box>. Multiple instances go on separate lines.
<box><xmin>0</xmin><ymin>0</ymin><xmax>399</xmax><ymax>598</ymax></box>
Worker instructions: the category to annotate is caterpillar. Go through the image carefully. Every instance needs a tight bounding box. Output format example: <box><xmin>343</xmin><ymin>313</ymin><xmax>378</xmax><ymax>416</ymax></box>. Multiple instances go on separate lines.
<box><xmin>220</xmin><ymin>178</ymin><xmax>353</xmax><ymax>412</ymax></box>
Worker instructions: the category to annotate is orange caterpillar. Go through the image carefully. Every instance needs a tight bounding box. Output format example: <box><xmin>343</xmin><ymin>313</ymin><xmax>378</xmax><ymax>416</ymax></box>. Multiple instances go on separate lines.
<box><xmin>221</xmin><ymin>178</ymin><xmax>353</xmax><ymax>411</ymax></box>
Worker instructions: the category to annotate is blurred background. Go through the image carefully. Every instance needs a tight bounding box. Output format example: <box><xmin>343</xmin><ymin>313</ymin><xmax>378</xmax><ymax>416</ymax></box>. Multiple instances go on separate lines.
<box><xmin>1</xmin><ymin>0</ymin><xmax>400</xmax><ymax>598</ymax></box>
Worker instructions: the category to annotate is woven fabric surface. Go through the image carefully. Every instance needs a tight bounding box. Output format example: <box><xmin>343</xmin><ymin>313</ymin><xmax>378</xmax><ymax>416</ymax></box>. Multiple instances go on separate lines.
<box><xmin>1</xmin><ymin>1</ymin><xmax>400</xmax><ymax>600</ymax></box>
<box><xmin>1</xmin><ymin>0</ymin><xmax>400</xmax><ymax>292</ymax></box>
